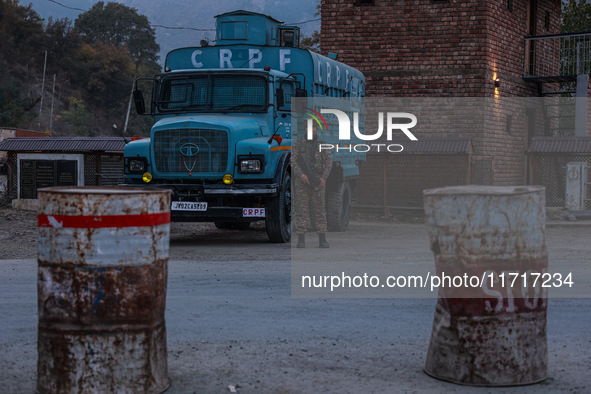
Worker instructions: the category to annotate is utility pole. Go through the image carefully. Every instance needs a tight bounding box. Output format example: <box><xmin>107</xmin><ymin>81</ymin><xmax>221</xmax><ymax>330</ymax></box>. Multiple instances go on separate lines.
<box><xmin>49</xmin><ymin>74</ymin><xmax>56</xmax><ymax>132</ymax></box>
<box><xmin>123</xmin><ymin>63</ymin><xmax>139</xmax><ymax>136</ymax></box>
<box><xmin>38</xmin><ymin>49</ymin><xmax>47</xmax><ymax>129</ymax></box>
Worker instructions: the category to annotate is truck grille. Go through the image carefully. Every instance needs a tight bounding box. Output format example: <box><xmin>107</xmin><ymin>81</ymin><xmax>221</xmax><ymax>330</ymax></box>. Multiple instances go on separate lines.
<box><xmin>153</xmin><ymin>128</ymin><xmax>229</xmax><ymax>174</ymax></box>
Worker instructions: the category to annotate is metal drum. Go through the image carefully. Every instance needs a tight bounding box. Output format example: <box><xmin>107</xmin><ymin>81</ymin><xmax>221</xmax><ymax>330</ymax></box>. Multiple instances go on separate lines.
<box><xmin>37</xmin><ymin>187</ymin><xmax>170</xmax><ymax>394</ymax></box>
<box><xmin>423</xmin><ymin>186</ymin><xmax>547</xmax><ymax>386</ymax></box>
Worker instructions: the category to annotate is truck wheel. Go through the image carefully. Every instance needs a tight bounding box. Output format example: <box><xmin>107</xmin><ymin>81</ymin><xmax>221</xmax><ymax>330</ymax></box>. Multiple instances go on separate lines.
<box><xmin>214</xmin><ymin>222</ymin><xmax>251</xmax><ymax>230</ymax></box>
<box><xmin>327</xmin><ymin>181</ymin><xmax>351</xmax><ymax>232</ymax></box>
<box><xmin>266</xmin><ymin>172</ymin><xmax>291</xmax><ymax>243</ymax></box>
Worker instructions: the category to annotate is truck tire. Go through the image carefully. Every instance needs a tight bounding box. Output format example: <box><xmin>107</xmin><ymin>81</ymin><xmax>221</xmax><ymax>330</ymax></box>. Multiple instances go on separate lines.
<box><xmin>266</xmin><ymin>172</ymin><xmax>291</xmax><ymax>243</ymax></box>
<box><xmin>214</xmin><ymin>222</ymin><xmax>251</xmax><ymax>230</ymax></box>
<box><xmin>326</xmin><ymin>181</ymin><xmax>351</xmax><ymax>232</ymax></box>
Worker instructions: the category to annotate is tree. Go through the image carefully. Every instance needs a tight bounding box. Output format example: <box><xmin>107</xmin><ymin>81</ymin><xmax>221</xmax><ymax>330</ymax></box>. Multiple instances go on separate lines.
<box><xmin>0</xmin><ymin>0</ymin><xmax>46</xmax><ymax>65</ymax></box>
<box><xmin>71</xmin><ymin>42</ymin><xmax>134</xmax><ymax>109</ymax></box>
<box><xmin>61</xmin><ymin>97</ymin><xmax>93</xmax><ymax>136</ymax></box>
<box><xmin>75</xmin><ymin>2</ymin><xmax>159</xmax><ymax>65</ymax></box>
<box><xmin>75</xmin><ymin>1</ymin><xmax>160</xmax><ymax>134</ymax></box>
<box><xmin>44</xmin><ymin>17</ymin><xmax>82</xmax><ymax>72</ymax></box>
<box><xmin>562</xmin><ymin>0</ymin><xmax>591</xmax><ymax>33</ymax></box>
<box><xmin>300</xmin><ymin>1</ymin><xmax>321</xmax><ymax>53</ymax></box>
<box><xmin>0</xmin><ymin>78</ymin><xmax>29</xmax><ymax>127</ymax></box>
<box><xmin>301</xmin><ymin>31</ymin><xmax>320</xmax><ymax>53</ymax></box>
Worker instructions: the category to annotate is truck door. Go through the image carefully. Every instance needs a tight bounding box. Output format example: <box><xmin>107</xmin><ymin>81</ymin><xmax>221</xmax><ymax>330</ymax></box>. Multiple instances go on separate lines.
<box><xmin>276</xmin><ymin>79</ymin><xmax>296</xmax><ymax>140</ymax></box>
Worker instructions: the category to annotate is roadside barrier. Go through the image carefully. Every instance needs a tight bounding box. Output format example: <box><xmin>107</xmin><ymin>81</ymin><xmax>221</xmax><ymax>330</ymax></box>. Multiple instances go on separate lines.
<box><xmin>423</xmin><ymin>185</ymin><xmax>548</xmax><ymax>386</ymax></box>
<box><xmin>36</xmin><ymin>187</ymin><xmax>171</xmax><ymax>394</ymax></box>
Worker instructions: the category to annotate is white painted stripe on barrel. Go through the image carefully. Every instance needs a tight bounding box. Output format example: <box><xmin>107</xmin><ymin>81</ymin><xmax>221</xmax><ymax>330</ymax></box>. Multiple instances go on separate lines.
<box><xmin>38</xmin><ymin>225</ymin><xmax>170</xmax><ymax>266</ymax></box>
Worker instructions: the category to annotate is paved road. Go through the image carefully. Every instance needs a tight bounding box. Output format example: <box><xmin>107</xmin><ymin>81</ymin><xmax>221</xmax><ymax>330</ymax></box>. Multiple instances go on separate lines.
<box><xmin>1</xmin><ymin>222</ymin><xmax>590</xmax><ymax>393</ymax></box>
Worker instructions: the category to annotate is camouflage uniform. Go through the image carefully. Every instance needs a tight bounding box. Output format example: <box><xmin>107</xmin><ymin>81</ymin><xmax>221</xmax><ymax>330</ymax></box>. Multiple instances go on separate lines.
<box><xmin>292</xmin><ymin>138</ymin><xmax>333</xmax><ymax>234</ymax></box>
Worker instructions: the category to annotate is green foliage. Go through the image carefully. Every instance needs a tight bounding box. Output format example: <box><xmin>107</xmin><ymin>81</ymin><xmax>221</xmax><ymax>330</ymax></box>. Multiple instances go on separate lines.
<box><xmin>61</xmin><ymin>97</ymin><xmax>93</xmax><ymax>136</ymax></box>
<box><xmin>562</xmin><ymin>0</ymin><xmax>591</xmax><ymax>33</ymax></box>
<box><xmin>71</xmin><ymin>42</ymin><xmax>134</xmax><ymax>109</ymax></box>
<box><xmin>73</xmin><ymin>1</ymin><xmax>161</xmax><ymax>135</ymax></box>
<box><xmin>300</xmin><ymin>31</ymin><xmax>320</xmax><ymax>53</ymax></box>
<box><xmin>300</xmin><ymin>1</ymin><xmax>321</xmax><ymax>53</ymax></box>
<box><xmin>0</xmin><ymin>0</ymin><xmax>45</xmax><ymax>65</ymax></box>
<box><xmin>44</xmin><ymin>17</ymin><xmax>82</xmax><ymax>72</ymax></box>
<box><xmin>0</xmin><ymin>0</ymin><xmax>162</xmax><ymax>135</ymax></box>
<box><xmin>0</xmin><ymin>78</ymin><xmax>28</xmax><ymax>127</ymax></box>
<box><xmin>75</xmin><ymin>1</ymin><xmax>160</xmax><ymax>66</ymax></box>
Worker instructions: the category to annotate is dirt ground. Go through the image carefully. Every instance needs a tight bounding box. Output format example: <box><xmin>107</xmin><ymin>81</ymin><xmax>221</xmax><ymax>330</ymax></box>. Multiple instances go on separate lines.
<box><xmin>0</xmin><ymin>205</ymin><xmax>590</xmax><ymax>393</ymax></box>
<box><xmin>0</xmin><ymin>204</ymin><xmax>580</xmax><ymax>260</ymax></box>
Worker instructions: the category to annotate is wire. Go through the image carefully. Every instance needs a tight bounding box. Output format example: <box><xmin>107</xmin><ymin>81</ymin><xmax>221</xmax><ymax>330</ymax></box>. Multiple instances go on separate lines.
<box><xmin>151</xmin><ymin>25</ymin><xmax>215</xmax><ymax>31</ymax></box>
<box><xmin>286</xmin><ymin>17</ymin><xmax>321</xmax><ymax>25</ymax></box>
<box><xmin>238</xmin><ymin>49</ymin><xmax>263</xmax><ymax>69</ymax></box>
<box><xmin>47</xmin><ymin>0</ymin><xmax>85</xmax><ymax>11</ymax></box>
<box><xmin>46</xmin><ymin>1</ymin><xmax>318</xmax><ymax>33</ymax></box>
<box><xmin>46</xmin><ymin>0</ymin><xmax>214</xmax><ymax>31</ymax></box>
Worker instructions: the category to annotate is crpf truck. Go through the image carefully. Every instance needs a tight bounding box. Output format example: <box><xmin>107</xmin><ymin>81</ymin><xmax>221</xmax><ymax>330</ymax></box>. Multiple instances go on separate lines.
<box><xmin>125</xmin><ymin>10</ymin><xmax>365</xmax><ymax>243</ymax></box>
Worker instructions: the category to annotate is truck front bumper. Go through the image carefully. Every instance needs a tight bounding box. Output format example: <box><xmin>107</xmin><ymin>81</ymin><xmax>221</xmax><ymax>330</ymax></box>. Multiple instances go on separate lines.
<box><xmin>122</xmin><ymin>181</ymin><xmax>278</xmax><ymax>222</ymax></box>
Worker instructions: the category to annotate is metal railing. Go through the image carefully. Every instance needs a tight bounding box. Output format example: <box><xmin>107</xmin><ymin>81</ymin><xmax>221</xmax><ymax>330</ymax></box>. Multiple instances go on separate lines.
<box><xmin>524</xmin><ymin>31</ymin><xmax>591</xmax><ymax>80</ymax></box>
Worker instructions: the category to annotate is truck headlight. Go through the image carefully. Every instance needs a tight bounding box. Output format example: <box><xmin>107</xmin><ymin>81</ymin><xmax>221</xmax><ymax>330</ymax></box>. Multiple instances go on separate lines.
<box><xmin>129</xmin><ymin>160</ymin><xmax>145</xmax><ymax>172</ymax></box>
<box><xmin>238</xmin><ymin>156</ymin><xmax>264</xmax><ymax>173</ymax></box>
<box><xmin>125</xmin><ymin>157</ymin><xmax>148</xmax><ymax>174</ymax></box>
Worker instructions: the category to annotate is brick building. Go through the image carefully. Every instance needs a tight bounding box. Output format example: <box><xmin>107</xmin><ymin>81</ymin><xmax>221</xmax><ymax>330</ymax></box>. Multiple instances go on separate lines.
<box><xmin>321</xmin><ymin>0</ymin><xmax>561</xmax><ymax>97</ymax></box>
<box><xmin>320</xmin><ymin>0</ymin><xmax>588</xmax><ymax>208</ymax></box>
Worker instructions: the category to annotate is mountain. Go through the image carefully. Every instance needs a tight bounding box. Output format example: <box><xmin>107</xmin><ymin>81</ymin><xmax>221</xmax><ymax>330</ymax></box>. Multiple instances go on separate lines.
<box><xmin>24</xmin><ymin>0</ymin><xmax>320</xmax><ymax>65</ymax></box>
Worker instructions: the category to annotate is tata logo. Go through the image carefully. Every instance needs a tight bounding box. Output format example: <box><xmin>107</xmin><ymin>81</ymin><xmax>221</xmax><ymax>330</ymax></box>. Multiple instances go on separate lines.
<box><xmin>179</xmin><ymin>143</ymin><xmax>200</xmax><ymax>157</ymax></box>
<box><xmin>306</xmin><ymin>109</ymin><xmax>418</xmax><ymax>153</ymax></box>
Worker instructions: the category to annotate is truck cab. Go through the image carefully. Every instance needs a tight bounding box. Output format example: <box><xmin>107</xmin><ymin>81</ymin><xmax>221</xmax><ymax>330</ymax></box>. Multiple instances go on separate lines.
<box><xmin>124</xmin><ymin>10</ymin><xmax>365</xmax><ymax>243</ymax></box>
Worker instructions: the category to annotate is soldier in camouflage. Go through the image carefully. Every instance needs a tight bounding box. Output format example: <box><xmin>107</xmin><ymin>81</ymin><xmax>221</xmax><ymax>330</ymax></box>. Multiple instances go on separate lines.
<box><xmin>292</xmin><ymin>123</ymin><xmax>332</xmax><ymax>248</ymax></box>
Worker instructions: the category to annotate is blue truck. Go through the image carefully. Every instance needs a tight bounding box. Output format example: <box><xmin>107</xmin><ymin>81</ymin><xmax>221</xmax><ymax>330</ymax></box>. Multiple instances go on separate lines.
<box><xmin>125</xmin><ymin>10</ymin><xmax>365</xmax><ymax>242</ymax></box>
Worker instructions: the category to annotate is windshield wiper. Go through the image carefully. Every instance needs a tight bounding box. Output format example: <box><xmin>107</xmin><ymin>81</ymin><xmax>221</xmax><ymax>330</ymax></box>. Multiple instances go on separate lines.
<box><xmin>159</xmin><ymin>103</ymin><xmax>207</xmax><ymax>112</ymax></box>
<box><xmin>218</xmin><ymin>104</ymin><xmax>264</xmax><ymax>111</ymax></box>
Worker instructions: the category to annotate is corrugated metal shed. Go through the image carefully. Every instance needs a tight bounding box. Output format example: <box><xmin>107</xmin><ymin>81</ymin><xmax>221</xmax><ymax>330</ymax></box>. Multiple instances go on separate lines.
<box><xmin>0</xmin><ymin>137</ymin><xmax>126</xmax><ymax>153</ymax></box>
<box><xmin>367</xmin><ymin>138</ymin><xmax>472</xmax><ymax>154</ymax></box>
<box><xmin>527</xmin><ymin>137</ymin><xmax>591</xmax><ymax>153</ymax></box>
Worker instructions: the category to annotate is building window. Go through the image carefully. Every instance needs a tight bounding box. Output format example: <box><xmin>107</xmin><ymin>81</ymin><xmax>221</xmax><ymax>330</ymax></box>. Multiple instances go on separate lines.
<box><xmin>545</xmin><ymin>11</ymin><xmax>550</xmax><ymax>30</ymax></box>
<box><xmin>525</xmin><ymin>0</ymin><xmax>538</xmax><ymax>75</ymax></box>
<box><xmin>355</xmin><ymin>0</ymin><xmax>375</xmax><ymax>5</ymax></box>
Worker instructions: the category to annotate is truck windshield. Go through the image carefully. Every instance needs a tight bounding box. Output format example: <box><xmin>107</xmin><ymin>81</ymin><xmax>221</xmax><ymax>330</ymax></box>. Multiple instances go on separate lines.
<box><xmin>157</xmin><ymin>74</ymin><xmax>267</xmax><ymax>113</ymax></box>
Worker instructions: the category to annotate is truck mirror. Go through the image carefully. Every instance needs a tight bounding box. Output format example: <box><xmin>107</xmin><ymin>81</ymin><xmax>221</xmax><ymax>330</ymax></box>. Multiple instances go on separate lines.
<box><xmin>276</xmin><ymin>88</ymin><xmax>285</xmax><ymax>108</ymax></box>
<box><xmin>133</xmin><ymin>89</ymin><xmax>146</xmax><ymax>114</ymax></box>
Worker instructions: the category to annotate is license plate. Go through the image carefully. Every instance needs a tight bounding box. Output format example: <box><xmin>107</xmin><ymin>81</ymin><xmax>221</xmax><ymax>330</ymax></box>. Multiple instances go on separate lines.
<box><xmin>243</xmin><ymin>208</ymin><xmax>265</xmax><ymax>217</ymax></box>
<box><xmin>171</xmin><ymin>201</ymin><xmax>208</xmax><ymax>211</ymax></box>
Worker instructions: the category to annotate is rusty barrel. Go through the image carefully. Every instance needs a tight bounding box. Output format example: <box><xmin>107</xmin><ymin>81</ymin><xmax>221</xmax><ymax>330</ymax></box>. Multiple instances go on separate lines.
<box><xmin>423</xmin><ymin>186</ymin><xmax>547</xmax><ymax>386</ymax></box>
<box><xmin>36</xmin><ymin>187</ymin><xmax>170</xmax><ymax>394</ymax></box>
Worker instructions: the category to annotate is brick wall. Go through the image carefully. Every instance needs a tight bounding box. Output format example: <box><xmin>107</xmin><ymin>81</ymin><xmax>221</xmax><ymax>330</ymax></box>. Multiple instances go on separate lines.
<box><xmin>321</xmin><ymin>0</ymin><xmax>562</xmax><ymax>186</ymax></box>
<box><xmin>322</xmin><ymin>0</ymin><xmax>490</xmax><ymax>97</ymax></box>
<box><xmin>321</xmin><ymin>0</ymin><xmax>560</xmax><ymax>97</ymax></box>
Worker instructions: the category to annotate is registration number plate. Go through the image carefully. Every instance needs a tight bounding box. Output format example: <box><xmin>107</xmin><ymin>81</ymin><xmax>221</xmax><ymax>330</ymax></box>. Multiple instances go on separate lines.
<box><xmin>243</xmin><ymin>208</ymin><xmax>265</xmax><ymax>217</ymax></box>
<box><xmin>171</xmin><ymin>201</ymin><xmax>208</xmax><ymax>211</ymax></box>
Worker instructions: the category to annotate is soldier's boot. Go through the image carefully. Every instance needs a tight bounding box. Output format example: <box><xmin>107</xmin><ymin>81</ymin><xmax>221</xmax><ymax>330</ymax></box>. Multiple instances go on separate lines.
<box><xmin>297</xmin><ymin>234</ymin><xmax>306</xmax><ymax>248</ymax></box>
<box><xmin>319</xmin><ymin>233</ymin><xmax>329</xmax><ymax>248</ymax></box>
